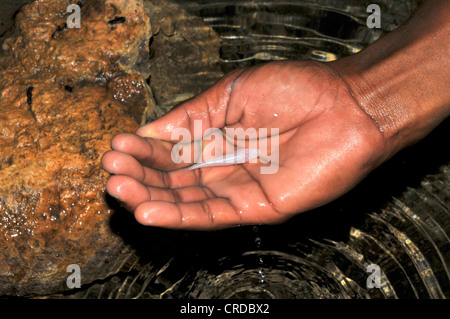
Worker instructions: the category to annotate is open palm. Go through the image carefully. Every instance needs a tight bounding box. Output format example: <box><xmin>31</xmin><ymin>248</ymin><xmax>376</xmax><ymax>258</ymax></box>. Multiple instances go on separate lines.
<box><xmin>102</xmin><ymin>61</ymin><xmax>387</xmax><ymax>230</ymax></box>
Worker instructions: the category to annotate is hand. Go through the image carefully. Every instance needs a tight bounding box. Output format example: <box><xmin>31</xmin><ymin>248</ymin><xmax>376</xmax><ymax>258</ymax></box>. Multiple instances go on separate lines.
<box><xmin>102</xmin><ymin>0</ymin><xmax>449</xmax><ymax>230</ymax></box>
<box><xmin>101</xmin><ymin>60</ymin><xmax>388</xmax><ymax>230</ymax></box>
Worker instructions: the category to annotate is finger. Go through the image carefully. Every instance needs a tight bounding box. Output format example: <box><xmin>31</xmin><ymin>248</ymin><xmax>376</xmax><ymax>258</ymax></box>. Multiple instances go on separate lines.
<box><xmin>136</xmin><ymin>68</ymin><xmax>246</xmax><ymax>141</ymax></box>
<box><xmin>102</xmin><ymin>149</ymin><xmax>174</xmax><ymax>188</ymax></box>
<box><xmin>134</xmin><ymin>198</ymin><xmax>241</xmax><ymax>230</ymax></box>
<box><xmin>141</xmin><ymin>166</ymin><xmax>201</xmax><ymax>189</ymax></box>
<box><xmin>106</xmin><ymin>175</ymin><xmax>151</xmax><ymax>211</ymax></box>
<box><xmin>101</xmin><ymin>150</ymin><xmax>145</xmax><ymax>181</ymax></box>
<box><xmin>106</xmin><ymin>175</ymin><xmax>182</xmax><ymax>210</ymax></box>
<box><xmin>115</xmin><ymin>184</ymin><xmax>213</xmax><ymax>204</ymax></box>
<box><xmin>102</xmin><ymin>151</ymin><xmax>205</xmax><ymax>190</ymax></box>
<box><xmin>133</xmin><ymin>172</ymin><xmax>284</xmax><ymax>229</ymax></box>
<box><xmin>110</xmin><ymin>132</ymin><xmax>186</xmax><ymax>170</ymax></box>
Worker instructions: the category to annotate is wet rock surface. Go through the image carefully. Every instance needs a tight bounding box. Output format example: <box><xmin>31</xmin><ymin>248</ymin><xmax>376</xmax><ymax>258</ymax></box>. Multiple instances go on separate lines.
<box><xmin>0</xmin><ymin>0</ymin><xmax>154</xmax><ymax>296</ymax></box>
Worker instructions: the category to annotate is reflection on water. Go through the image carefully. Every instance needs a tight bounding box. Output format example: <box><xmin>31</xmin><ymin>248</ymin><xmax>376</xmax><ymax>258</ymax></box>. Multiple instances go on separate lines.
<box><xmin>175</xmin><ymin>0</ymin><xmax>418</xmax><ymax>72</ymax></box>
<box><xmin>35</xmin><ymin>0</ymin><xmax>449</xmax><ymax>299</ymax></box>
<box><xmin>54</xmin><ymin>164</ymin><xmax>449</xmax><ymax>299</ymax></box>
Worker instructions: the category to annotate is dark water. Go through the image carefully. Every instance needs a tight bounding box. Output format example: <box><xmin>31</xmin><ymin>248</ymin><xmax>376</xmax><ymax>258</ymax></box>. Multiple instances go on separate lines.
<box><xmin>3</xmin><ymin>0</ymin><xmax>448</xmax><ymax>299</ymax></box>
<box><xmin>62</xmin><ymin>118</ymin><xmax>448</xmax><ymax>299</ymax></box>
<box><xmin>176</xmin><ymin>0</ymin><xmax>419</xmax><ymax>71</ymax></box>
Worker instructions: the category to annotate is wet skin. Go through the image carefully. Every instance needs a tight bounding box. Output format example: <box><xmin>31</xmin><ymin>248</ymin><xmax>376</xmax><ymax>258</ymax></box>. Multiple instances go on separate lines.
<box><xmin>101</xmin><ymin>61</ymin><xmax>387</xmax><ymax>230</ymax></box>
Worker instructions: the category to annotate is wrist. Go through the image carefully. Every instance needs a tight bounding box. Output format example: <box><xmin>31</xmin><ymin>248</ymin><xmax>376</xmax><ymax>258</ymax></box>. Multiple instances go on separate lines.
<box><xmin>329</xmin><ymin>0</ymin><xmax>450</xmax><ymax>157</ymax></box>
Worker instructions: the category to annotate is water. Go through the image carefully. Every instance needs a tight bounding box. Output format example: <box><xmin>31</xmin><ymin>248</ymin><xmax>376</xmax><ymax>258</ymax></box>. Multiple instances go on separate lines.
<box><xmin>174</xmin><ymin>0</ymin><xmax>419</xmax><ymax>72</ymax></box>
<box><xmin>51</xmin><ymin>159</ymin><xmax>449</xmax><ymax>299</ymax></box>
<box><xmin>5</xmin><ymin>0</ymin><xmax>448</xmax><ymax>299</ymax></box>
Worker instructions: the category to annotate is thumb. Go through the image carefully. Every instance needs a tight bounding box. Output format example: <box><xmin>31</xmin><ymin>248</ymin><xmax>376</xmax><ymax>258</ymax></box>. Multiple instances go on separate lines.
<box><xmin>136</xmin><ymin>68</ymin><xmax>246</xmax><ymax>142</ymax></box>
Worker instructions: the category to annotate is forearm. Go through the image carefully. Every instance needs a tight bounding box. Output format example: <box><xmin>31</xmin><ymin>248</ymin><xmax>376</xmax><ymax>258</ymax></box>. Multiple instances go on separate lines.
<box><xmin>330</xmin><ymin>0</ymin><xmax>450</xmax><ymax>156</ymax></box>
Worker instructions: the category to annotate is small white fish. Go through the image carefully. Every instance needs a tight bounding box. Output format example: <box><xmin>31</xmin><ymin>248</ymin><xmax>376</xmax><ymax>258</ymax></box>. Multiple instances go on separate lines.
<box><xmin>187</xmin><ymin>148</ymin><xmax>260</xmax><ymax>170</ymax></box>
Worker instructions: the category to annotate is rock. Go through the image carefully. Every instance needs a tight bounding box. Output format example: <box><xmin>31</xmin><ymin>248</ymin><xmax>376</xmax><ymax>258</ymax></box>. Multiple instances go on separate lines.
<box><xmin>144</xmin><ymin>0</ymin><xmax>223</xmax><ymax>117</ymax></box>
<box><xmin>0</xmin><ymin>0</ymin><xmax>154</xmax><ymax>296</ymax></box>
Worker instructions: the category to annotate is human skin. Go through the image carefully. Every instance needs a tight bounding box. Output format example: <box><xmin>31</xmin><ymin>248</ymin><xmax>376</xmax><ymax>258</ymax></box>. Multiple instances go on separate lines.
<box><xmin>101</xmin><ymin>0</ymin><xmax>449</xmax><ymax>230</ymax></box>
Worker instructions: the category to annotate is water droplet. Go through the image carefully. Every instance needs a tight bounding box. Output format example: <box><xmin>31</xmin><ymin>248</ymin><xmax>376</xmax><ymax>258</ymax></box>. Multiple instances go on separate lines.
<box><xmin>258</xmin><ymin>268</ymin><xmax>266</xmax><ymax>289</ymax></box>
<box><xmin>255</xmin><ymin>237</ymin><xmax>262</xmax><ymax>248</ymax></box>
<box><xmin>258</xmin><ymin>268</ymin><xmax>265</xmax><ymax>278</ymax></box>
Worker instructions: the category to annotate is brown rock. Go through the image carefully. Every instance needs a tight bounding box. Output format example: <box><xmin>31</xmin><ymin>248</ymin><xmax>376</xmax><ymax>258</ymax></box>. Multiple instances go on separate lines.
<box><xmin>0</xmin><ymin>0</ymin><xmax>154</xmax><ymax>296</ymax></box>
